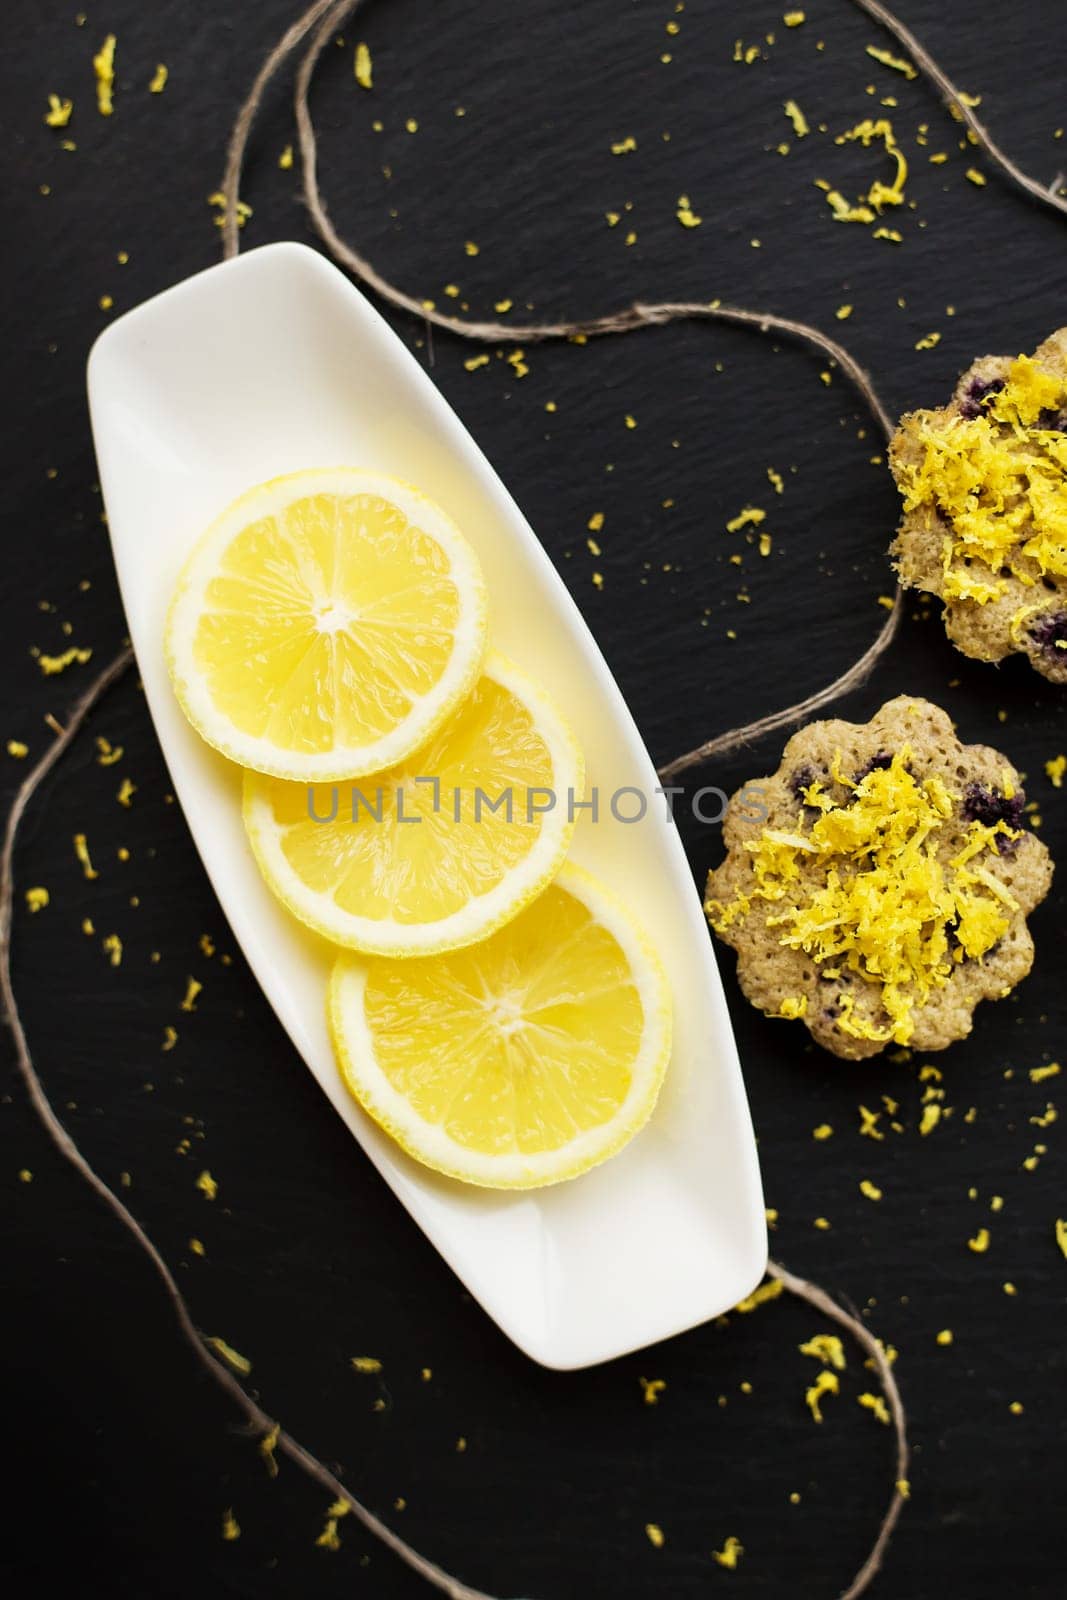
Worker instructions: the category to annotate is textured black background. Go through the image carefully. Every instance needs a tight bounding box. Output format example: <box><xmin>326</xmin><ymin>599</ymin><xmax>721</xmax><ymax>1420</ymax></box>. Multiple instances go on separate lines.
<box><xmin>3</xmin><ymin>1</ymin><xmax>1066</xmax><ymax>1595</ymax></box>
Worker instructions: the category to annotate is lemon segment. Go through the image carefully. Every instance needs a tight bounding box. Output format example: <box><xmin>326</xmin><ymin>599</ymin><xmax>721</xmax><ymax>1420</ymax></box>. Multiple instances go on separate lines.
<box><xmin>165</xmin><ymin>468</ymin><xmax>488</xmax><ymax>780</ymax></box>
<box><xmin>243</xmin><ymin>653</ymin><xmax>585</xmax><ymax>956</ymax></box>
<box><xmin>328</xmin><ymin>865</ymin><xmax>673</xmax><ymax>1188</ymax></box>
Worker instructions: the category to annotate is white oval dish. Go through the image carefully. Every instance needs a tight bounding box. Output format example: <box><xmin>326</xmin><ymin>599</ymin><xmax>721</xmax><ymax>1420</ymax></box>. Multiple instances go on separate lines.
<box><xmin>87</xmin><ymin>241</ymin><xmax>766</xmax><ymax>1369</ymax></box>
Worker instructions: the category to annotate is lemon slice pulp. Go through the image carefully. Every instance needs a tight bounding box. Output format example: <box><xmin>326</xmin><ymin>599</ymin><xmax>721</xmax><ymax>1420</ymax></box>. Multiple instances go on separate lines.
<box><xmin>165</xmin><ymin>468</ymin><xmax>487</xmax><ymax>780</ymax></box>
<box><xmin>328</xmin><ymin>864</ymin><xmax>672</xmax><ymax>1188</ymax></box>
<box><xmin>244</xmin><ymin>653</ymin><xmax>584</xmax><ymax>956</ymax></box>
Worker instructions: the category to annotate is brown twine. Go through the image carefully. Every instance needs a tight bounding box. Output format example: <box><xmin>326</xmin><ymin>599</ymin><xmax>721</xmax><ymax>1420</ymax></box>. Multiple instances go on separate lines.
<box><xmin>34</xmin><ymin>0</ymin><xmax>1067</xmax><ymax>1585</ymax></box>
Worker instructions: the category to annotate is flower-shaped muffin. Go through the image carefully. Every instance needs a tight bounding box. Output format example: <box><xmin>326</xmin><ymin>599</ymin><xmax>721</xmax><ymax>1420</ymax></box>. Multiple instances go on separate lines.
<box><xmin>889</xmin><ymin>327</ymin><xmax>1067</xmax><ymax>683</ymax></box>
<box><xmin>705</xmin><ymin>697</ymin><xmax>1053</xmax><ymax>1060</ymax></box>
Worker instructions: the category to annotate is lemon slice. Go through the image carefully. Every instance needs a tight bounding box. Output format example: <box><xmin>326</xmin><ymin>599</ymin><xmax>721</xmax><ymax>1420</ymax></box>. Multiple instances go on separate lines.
<box><xmin>165</xmin><ymin>468</ymin><xmax>488</xmax><ymax>780</ymax></box>
<box><xmin>328</xmin><ymin>864</ymin><xmax>673</xmax><ymax>1189</ymax></box>
<box><xmin>243</xmin><ymin>653</ymin><xmax>584</xmax><ymax>956</ymax></box>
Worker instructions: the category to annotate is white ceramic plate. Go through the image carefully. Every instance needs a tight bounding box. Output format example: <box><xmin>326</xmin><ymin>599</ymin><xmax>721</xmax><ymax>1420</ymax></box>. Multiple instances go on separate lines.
<box><xmin>87</xmin><ymin>241</ymin><xmax>766</xmax><ymax>1369</ymax></box>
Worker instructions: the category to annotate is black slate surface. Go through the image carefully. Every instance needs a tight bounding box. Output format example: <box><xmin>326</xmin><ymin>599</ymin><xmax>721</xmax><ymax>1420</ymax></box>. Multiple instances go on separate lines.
<box><xmin>3</xmin><ymin>1</ymin><xmax>1066</xmax><ymax>1595</ymax></box>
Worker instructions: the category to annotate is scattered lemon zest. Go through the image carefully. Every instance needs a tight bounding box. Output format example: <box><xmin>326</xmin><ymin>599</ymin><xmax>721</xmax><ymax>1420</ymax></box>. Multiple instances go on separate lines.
<box><xmin>351</xmin><ymin>1356</ymin><xmax>383</xmax><ymax>1373</ymax></box>
<box><xmin>73</xmin><ymin>833</ymin><xmax>98</xmax><ymax>880</ymax></box>
<box><xmin>611</xmin><ymin>136</ymin><xmax>637</xmax><ymax>155</ymax></box>
<box><xmin>37</xmin><ymin>646</ymin><xmax>91</xmax><ymax>675</ymax></box>
<box><xmin>95</xmin><ymin>736</ymin><xmax>123</xmax><ymax>765</ymax></box>
<box><xmin>919</xmin><ymin>1103</ymin><xmax>942</xmax><ymax>1136</ymax></box>
<box><xmin>208</xmin><ymin>1337</ymin><xmax>252</xmax><ymax>1374</ymax></box>
<box><xmin>102</xmin><ymin>933</ymin><xmax>122</xmax><ymax>967</ymax></box>
<box><xmin>734</xmin><ymin>1277</ymin><xmax>784</xmax><ymax>1314</ymax></box>
<box><xmin>726</xmin><ymin>505</ymin><xmax>765</xmax><ymax>532</ymax></box>
<box><xmin>7</xmin><ymin>740</ymin><xmax>29</xmax><ymax>758</ymax></box>
<box><xmin>354</xmin><ymin>42</ymin><xmax>373</xmax><ymax>88</ymax></box>
<box><xmin>196</xmin><ymin>1169</ymin><xmax>218</xmax><ymax>1200</ymax></box>
<box><xmin>222</xmin><ymin>1509</ymin><xmax>241</xmax><ymax>1541</ymax></box>
<box><xmin>778</xmin><ymin>994</ymin><xmax>806</xmax><ymax>1018</ymax></box>
<box><xmin>316</xmin><ymin>1516</ymin><xmax>343</xmax><ymax>1551</ymax></box>
<box><xmin>259</xmin><ymin>1424</ymin><xmax>280</xmax><ymax>1478</ymax></box>
<box><xmin>784</xmin><ymin>99</ymin><xmax>809</xmax><ymax>138</ymax></box>
<box><xmin>805</xmin><ymin>1368</ymin><xmax>839</xmax><ymax>1422</ymax></box>
<box><xmin>813</xmin><ymin>1123</ymin><xmax>833</xmax><ymax>1141</ymax></box>
<box><xmin>640</xmin><ymin>1377</ymin><xmax>666</xmax><ymax>1405</ymax></box>
<box><xmin>858</xmin><ymin>1392</ymin><xmax>891</xmax><ymax>1424</ymax></box>
<box><xmin>676</xmin><ymin>193</ymin><xmax>702</xmax><ymax>227</ymax></box>
<box><xmin>1045</xmin><ymin>755</ymin><xmax>1065</xmax><ymax>789</ymax></box>
<box><xmin>1030</xmin><ymin>1062</ymin><xmax>1060</xmax><ymax>1083</ymax></box>
<box><xmin>149</xmin><ymin>64</ymin><xmax>168</xmax><ymax>93</ymax></box>
<box><xmin>25</xmin><ymin>887</ymin><xmax>49</xmax><ymax>912</ymax></box>
<box><xmin>93</xmin><ymin>35</ymin><xmax>116</xmax><ymax>116</ymax></box>
<box><xmin>858</xmin><ymin>1104</ymin><xmax>884</xmax><ymax>1141</ymax></box>
<box><xmin>1055</xmin><ymin>1219</ymin><xmax>1067</xmax><ymax>1260</ymax></box>
<box><xmin>860</xmin><ymin>1179</ymin><xmax>882</xmax><ymax>1201</ymax></box>
<box><xmin>712</xmin><ymin>1536</ymin><xmax>744</xmax><ymax>1569</ymax></box>
<box><xmin>208</xmin><ymin>191</ymin><xmax>252</xmax><ymax>230</ymax></box>
<box><xmin>966</xmin><ymin>167</ymin><xmax>986</xmax><ymax>186</ymax></box>
<box><xmin>645</xmin><ymin>1523</ymin><xmax>665</xmax><ymax>1548</ymax></box>
<box><xmin>968</xmin><ymin>1227</ymin><xmax>991</xmax><ymax>1253</ymax></box>
<box><xmin>799</xmin><ymin>1333</ymin><xmax>846</xmax><ymax>1370</ymax></box>
<box><xmin>45</xmin><ymin>95</ymin><xmax>74</xmax><ymax>127</ymax></box>
<box><xmin>915</xmin><ymin>331</ymin><xmax>941</xmax><ymax>350</ymax></box>
<box><xmin>866</xmin><ymin>45</ymin><xmax>916</xmax><ymax>78</ymax></box>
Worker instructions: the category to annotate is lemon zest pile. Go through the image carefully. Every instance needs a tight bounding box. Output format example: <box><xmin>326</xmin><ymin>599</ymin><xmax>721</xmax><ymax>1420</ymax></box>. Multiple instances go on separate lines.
<box><xmin>708</xmin><ymin>748</ymin><xmax>1019</xmax><ymax>1043</ymax></box>
<box><xmin>896</xmin><ymin>355</ymin><xmax>1067</xmax><ymax>604</ymax></box>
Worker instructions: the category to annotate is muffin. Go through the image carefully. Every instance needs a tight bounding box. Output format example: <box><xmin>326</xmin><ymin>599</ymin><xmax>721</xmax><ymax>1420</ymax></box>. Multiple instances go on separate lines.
<box><xmin>705</xmin><ymin>697</ymin><xmax>1053</xmax><ymax>1060</ymax></box>
<box><xmin>889</xmin><ymin>327</ymin><xmax>1067</xmax><ymax>682</ymax></box>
